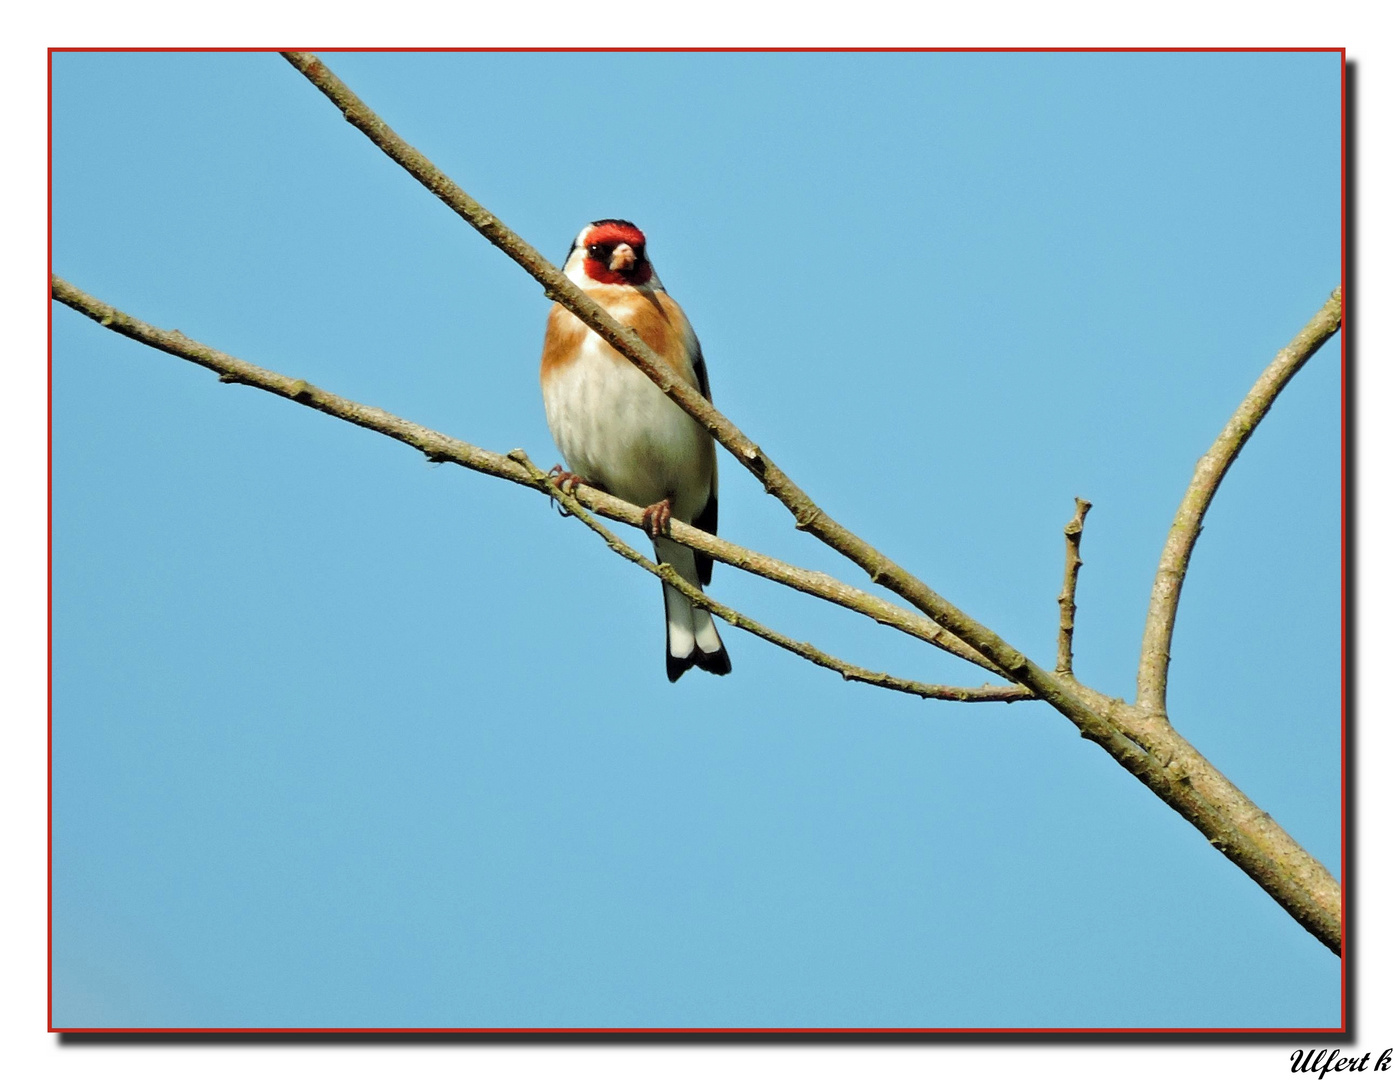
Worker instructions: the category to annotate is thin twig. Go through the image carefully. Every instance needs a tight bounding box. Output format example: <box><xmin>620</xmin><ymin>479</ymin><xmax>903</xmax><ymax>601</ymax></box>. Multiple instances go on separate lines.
<box><xmin>1137</xmin><ymin>289</ymin><xmax>1343</xmax><ymax>714</ymax></box>
<box><xmin>49</xmin><ymin>273</ymin><xmax>1021</xmax><ymax>695</ymax></box>
<box><xmin>1055</xmin><ymin>497</ymin><xmax>1092</xmax><ymax>676</ymax></box>
<box><xmin>506</xmin><ymin>451</ymin><xmax>1031</xmax><ymax>704</ymax></box>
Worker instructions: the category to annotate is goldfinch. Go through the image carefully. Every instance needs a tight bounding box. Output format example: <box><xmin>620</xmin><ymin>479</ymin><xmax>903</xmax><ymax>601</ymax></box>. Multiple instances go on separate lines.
<box><xmin>540</xmin><ymin>219</ymin><xmax>731</xmax><ymax>682</ymax></box>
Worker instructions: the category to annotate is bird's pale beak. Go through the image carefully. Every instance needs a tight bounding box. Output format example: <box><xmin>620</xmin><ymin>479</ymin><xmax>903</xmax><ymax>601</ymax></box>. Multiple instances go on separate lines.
<box><xmin>609</xmin><ymin>243</ymin><xmax>637</xmax><ymax>272</ymax></box>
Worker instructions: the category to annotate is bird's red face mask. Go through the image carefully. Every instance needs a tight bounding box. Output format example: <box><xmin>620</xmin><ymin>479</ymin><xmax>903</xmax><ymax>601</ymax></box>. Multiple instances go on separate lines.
<box><xmin>581</xmin><ymin>222</ymin><xmax>653</xmax><ymax>286</ymax></box>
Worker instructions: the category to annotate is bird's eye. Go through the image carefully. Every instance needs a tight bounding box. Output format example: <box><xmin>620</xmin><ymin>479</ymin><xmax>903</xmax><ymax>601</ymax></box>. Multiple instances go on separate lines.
<box><xmin>587</xmin><ymin>244</ymin><xmax>609</xmax><ymax>261</ymax></box>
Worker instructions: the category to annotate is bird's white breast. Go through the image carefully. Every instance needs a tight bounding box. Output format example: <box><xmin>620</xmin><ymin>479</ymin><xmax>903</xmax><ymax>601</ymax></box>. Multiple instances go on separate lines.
<box><xmin>543</xmin><ymin>332</ymin><xmax>712</xmax><ymax>519</ymax></box>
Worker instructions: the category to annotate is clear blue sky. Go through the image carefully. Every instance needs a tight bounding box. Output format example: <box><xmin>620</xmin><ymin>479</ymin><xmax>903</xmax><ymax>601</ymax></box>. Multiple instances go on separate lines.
<box><xmin>51</xmin><ymin>50</ymin><xmax>1342</xmax><ymax>1029</ymax></box>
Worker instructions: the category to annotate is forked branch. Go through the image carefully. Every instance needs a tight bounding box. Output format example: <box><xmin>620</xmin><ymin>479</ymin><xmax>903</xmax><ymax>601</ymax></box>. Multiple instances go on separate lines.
<box><xmin>50</xmin><ymin>275</ymin><xmax>1025</xmax><ymax>704</ymax></box>
<box><xmin>278</xmin><ymin>50</ymin><xmax>1053</xmax><ymax>690</ymax></box>
<box><xmin>506</xmin><ymin>450</ymin><xmax>1030</xmax><ymax>704</ymax></box>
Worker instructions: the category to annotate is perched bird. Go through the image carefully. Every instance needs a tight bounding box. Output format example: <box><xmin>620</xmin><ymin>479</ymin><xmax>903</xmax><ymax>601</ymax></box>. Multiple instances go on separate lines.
<box><xmin>540</xmin><ymin>219</ymin><xmax>731</xmax><ymax>682</ymax></box>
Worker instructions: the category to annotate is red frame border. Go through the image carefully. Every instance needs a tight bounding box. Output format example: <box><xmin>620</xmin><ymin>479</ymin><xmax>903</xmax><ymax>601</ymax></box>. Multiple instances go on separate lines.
<box><xmin>46</xmin><ymin>44</ymin><xmax>1348</xmax><ymax>1036</ymax></box>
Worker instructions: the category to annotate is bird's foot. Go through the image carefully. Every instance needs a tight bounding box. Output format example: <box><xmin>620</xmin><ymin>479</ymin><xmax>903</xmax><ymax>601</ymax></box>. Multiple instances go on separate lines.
<box><xmin>642</xmin><ymin>498</ymin><xmax>673</xmax><ymax>538</ymax></box>
<box><xmin>546</xmin><ymin>465</ymin><xmax>591</xmax><ymax>518</ymax></box>
<box><xmin>547</xmin><ymin>465</ymin><xmax>589</xmax><ymax>494</ymax></box>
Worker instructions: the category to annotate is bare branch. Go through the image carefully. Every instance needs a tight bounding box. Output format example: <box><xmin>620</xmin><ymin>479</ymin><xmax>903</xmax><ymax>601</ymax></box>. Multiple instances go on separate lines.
<box><xmin>1055</xmin><ymin>497</ymin><xmax>1092</xmax><ymax>677</ymax></box>
<box><xmin>1137</xmin><ymin>289</ymin><xmax>1344</xmax><ymax>714</ymax></box>
<box><xmin>52</xmin><ymin>272</ymin><xmax>1342</xmax><ymax>953</ymax></box>
<box><xmin>278</xmin><ymin>51</ymin><xmax>1053</xmax><ymax>690</ymax></box>
<box><xmin>506</xmin><ymin>451</ymin><xmax>1031</xmax><ymax>704</ymax></box>
<box><xmin>49</xmin><ymin>274</ymin><xmax>1022</xmax><ymax>697</ymax></box>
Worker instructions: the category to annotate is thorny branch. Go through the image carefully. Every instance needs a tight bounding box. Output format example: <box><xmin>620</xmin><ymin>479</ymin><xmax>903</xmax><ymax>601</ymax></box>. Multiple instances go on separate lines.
<box><xmin>50</xmin><ymin>275</ymin><xmax>1026</xmax><ymax>705</ymax></box>
<box><xmin>56</xmin><ymin>53</ymin><xmax>1345</xmax><ymax>954</ymax></box>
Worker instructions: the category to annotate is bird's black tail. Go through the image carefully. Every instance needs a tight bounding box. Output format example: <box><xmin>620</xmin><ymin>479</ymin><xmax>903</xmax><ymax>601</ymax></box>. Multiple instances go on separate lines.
<box><xmin>656</xmin><ymin>537</ymin><xmax>731</xmax><ymax>683</ymax></box>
